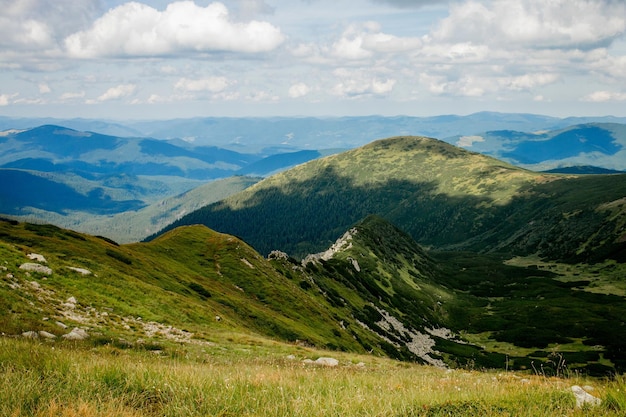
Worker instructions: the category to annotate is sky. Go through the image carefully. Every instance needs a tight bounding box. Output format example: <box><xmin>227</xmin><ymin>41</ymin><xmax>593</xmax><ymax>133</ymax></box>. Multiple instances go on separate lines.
<box><xmin>1</xmin><ymin>0</ymin><xmax>626</xmax><ymax>120</ymax></box>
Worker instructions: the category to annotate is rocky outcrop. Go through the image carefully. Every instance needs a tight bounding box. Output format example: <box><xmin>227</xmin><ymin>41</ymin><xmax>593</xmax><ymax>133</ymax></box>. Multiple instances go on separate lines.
<box><xmin>62</xmin><ymin>327</ymin><xmax>89</xmax><ymax>340</ymax></box>
<box><xmin>27</xmin><ymin>253</ymin><xmax>47</xmax><ymax>263</ymax></box>
<box><xmin>67</xmin><ymin>267</ymin><xmax>92</xmax><ymax>275</ymax></box>
<box><xmin>19</xmin><ymin>263</ymin><xmax>52</xmax><ymax>275</ymax></box>
<box><xmin>302</xmin><ymin>228</ymin><xmax>358</xmax><ymax>265</ymax></box>
<box><xmin>303</xmin><ymin>357</ymin><xmax>340</xmax><ymax>367</ymax></box>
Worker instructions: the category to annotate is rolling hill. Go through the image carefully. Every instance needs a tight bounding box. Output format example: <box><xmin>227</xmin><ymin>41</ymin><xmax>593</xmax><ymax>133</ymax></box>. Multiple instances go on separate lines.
<box><xmin>157</xmin><ymin>135</ymin><xmax>626</xmax><ymax>262</ymax></box>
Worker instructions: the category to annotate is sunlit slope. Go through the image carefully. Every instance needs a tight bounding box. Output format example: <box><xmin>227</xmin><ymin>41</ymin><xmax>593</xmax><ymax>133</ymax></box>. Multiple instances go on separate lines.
<box><xmin>0</xmin><ymin>220</ymin><xmax>381</xmax><ymax>353</ymax></box>
<box><xmin>159</xmin><ymin>136</ymin><xmax>626</xmax><ymax>260</ymax></box>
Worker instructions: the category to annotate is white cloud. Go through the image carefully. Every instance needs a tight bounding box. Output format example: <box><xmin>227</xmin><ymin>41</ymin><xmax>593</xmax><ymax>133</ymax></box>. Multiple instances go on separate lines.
<box><xmin>419</xmin><ymin>73</ymin><xmax>486</xmax><ymax>97</ymax></box>
<box><xmin>418</xmin><ymin>71</ymin><xmax>559</xmax><ymax>98</ymax></box>
<box><xmin>0</xmin><ymin>0</ymin><xmax>100</xmax><ymax>52</ymax></box>
<box><xmin>331</xmin><ymin>69</ymin><xmax>396</xmax><ymax>97</ymax></box>
<box><xmin>329</xmin><ymin>22</ymin><xmax>423</xmax><ymax>60</ymax></box>
<box><xmin>246</xmin><ymin>90</ymin><xmax>279</xmax><ymax>102</ymax></box>
<box><xmin>504</xmin><ymin>73</ymin><xmax>560</xmax><ymax>91</ymax></box>
<box><xmin>64</xmin><ymin>1</ymin><xmax>285</xmax><ymax>58</ymax></box>
<box><xmin>288</xmin><ymin>82</ymin><xmax>312</xmax><ymax>98</ymax></box>
<box><xmin>582</xmin><ymin>91</ymin><xmax>626</xmax><ymax>102</ymax></box>
<box><xmin>90</xmin><ymin>84</ymin><xmax>137</xmax><ymax>103</ymax></box>
<box><xmin>0</xmin><ymin>93</ymin><xmax>19</xmax><ymax>106</ymax></box>
<box><xmin>38</xmin><ymin>83</ymin><xmax>51</xmax><ymax>94</ymax></box>
<box><xmin>175</xmin><ymin>77</ymin><xmax>232</xmax><ymax>92</ymax></box>
<box><xmin>1</xmin><ymin>0</ymin><xmax>626</xmax><ymax>118</ymax></box>
<box><xmin>433</xmin><ymin>0</ymin><xmax>626</xmax><ymax>50</ymax></box>
<box><xmin>59</xmin><ymin>91</ymin><xmax>86</xmax><ymax>101</ymax></box>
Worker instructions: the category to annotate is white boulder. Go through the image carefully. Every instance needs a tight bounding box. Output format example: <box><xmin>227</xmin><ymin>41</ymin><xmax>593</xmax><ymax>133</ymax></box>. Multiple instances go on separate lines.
<box><xmin>571</xmin><ymin>385</ymin><xmax>601</xmax><ymax>408</ymax></box>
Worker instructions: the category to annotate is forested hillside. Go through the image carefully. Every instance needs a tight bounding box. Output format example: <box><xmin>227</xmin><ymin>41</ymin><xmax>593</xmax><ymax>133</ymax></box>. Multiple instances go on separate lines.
<box><xmin>156</xmin><ymin>136</ymin><xmax>626</xmax><ymax>262</ymax></box>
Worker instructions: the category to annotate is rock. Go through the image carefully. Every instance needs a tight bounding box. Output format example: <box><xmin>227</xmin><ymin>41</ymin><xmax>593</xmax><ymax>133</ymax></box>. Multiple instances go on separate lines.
<box><xmin>39</xmin><ymin>331</ymin><xmax>57</xmax><ymax>339</ymax></box>
<box><xmin>67</xmin><ymin>267</ymin><xmax>92</xmax><ymax>275</ymax></box>
<box><xmin>571</xmin><ymin>385</ymin><xmax>601</xmax><ymax>408</ymax></box>
<box><xmin>19</xmin><ymin>263</ymin><xmax>52</xmax><ymax>275</ymax></box>
<box><xmin>62</xmin><ymin>327</ymin><xmax>89</xmax><ymax>340</ymax></box>
<box><xmin>27</xmin><ymin>253</ymin><xmax>47</xmax><ymax>263</ymax></box>
<box><xmin>56</xmin><ymin>321</ymin><xmax>68</xmax><ymax>329</ymax></box>
<box><xmin>314</xmin><ymin>357</ymin><xmax>339</xmax><ymax>367</ymax></box>
<box><xmin>267</xmin><ymin>251</ymin><xmax>289</xmax><ymax>260</ymax></box>
<box><xmin>66</xmin><ymin>296</ymin><xmax>77</xmax><ymax>304</ymax></box>
<box><xmin>349</xmin><ymin>257</ymin><xmax>361</xmax><ymax>272</ymax></box>
<box><xmin>22</xmin><ymin>331</ymin><xmax>39</xmax><ymax>339</ymax></box>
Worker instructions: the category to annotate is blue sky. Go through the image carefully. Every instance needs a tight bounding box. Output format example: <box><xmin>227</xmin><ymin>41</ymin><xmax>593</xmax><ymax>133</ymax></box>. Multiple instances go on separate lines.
<box><xmin>1</xmin><ymin>0</ymin><xmax>626</xmax><ymax>119</ymax></box>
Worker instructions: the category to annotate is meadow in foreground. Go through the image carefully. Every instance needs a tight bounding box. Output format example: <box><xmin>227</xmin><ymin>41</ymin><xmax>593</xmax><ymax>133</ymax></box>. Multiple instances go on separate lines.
<box><xmin>1</xmin><ymin>337</ymin><xmax>624</xmax><ymax>417</ymax></box>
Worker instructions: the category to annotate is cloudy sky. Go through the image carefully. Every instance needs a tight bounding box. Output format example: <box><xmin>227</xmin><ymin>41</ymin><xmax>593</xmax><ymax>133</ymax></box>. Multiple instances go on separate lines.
<box><xmin>2</xmin><ymin>0</ymin><xmax>626</xmax><ymax>119</ymax></box>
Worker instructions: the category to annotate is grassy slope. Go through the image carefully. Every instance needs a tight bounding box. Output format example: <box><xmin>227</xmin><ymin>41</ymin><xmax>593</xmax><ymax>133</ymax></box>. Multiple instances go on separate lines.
<box><xmin>161</xmin><ymin>136</ymin><xmax>626</xmax><ymax>261</ymax></box>
<box><xmin>0</xmin><ymin>219</ymin><xmax>388</xmax><ymax>355</ymax></box>
<box><xmin>2</xmin><ymin>217</ymin><xmax>626</xmax><ymax>415</ymax></box>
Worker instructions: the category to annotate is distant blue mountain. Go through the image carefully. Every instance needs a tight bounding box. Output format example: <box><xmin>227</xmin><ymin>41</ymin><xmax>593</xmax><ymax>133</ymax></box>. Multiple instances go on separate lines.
<box><xmin>0</xmin><ymin>169</ymin><xmax>145</xmax><ymax>215</ymax></box>
<box><xmin>502</xmin><ymin>125</ymin><xmax>621</xmax><ymax>164</ymax></box>
<box><xmin>5</xmin><ymin>113</ymin><xmax>626</xmax><ymax>152</ymax></box>
<box><xmin>0</xmin><ymin>125</ymin><xmax>318</xmax><ymax>180</ymax></box>
<box><xmin>448</xmin><ymin>123</ymin><xmax>626</xmax><ymax>171</ymax></box>
<box><xmin>0</xmin><ymin>124</ymin><xmax>331</xmax><ymax>219</ymax></box>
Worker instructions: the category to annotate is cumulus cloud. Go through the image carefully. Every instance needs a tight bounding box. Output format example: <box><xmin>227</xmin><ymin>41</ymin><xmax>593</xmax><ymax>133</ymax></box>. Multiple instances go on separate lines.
<box><xmin>419</xmin><ymin>71</ymin><xmax>559</xmax><ymax>98</ymax></box>
<box><xmin>59</xmin><ymin>91</ymin><xmax>86</xmax><ymax>101</ymax></box>
<box><xmin>0</xmin><ymin>0</ymin><xmax>100</xmax><ymax>51</ymax></box>
<box><xmin>65</xmin><ymin>1</ymin><xmax>285</xmax><ymax>58</ymax></box>
<box><xmin>0</xmin><ymin>93</ymin><xmax>18</xmax><ymax>106</ymax></box>
<box><xmin>288</xmin><ymin>82</ymin><xmax>312</xmax><ymax>98</ymax></box>
<box><xmin>331</xmin><ymin>69</ymin><xmax>396</xmax><ymax>97</ymax></box>
<box><xmin>583</xmin><ymin>91</ymin><xmax>626</xmax><ymax>102</ymax></box>
<box><xmin>175</xmin><ymin>77</ymin><xmax>232</xmax><ymax>92</ymax></box>
<box><xmin>38</xmin><ymin>83</ymin><xmax>51</xmax><ymax>94</ymax></box>
<box><xmin>330</xmin><ymin>22</ymin><xmax>423</xmax><ymax>60</ymax></box>
<box><xmin>433</xmin><ymin>0</ymin><xmax>626</xmax><ymax>50</ymax></box>
<box><xmin>90</xmin><ymin>84</ymin><xmax>137</xmax><ymax>103</ymax></box>
<box><xmin>505</xmin><ymin>73</ymin><xmax>560</xmax><ymax>91</ymax></box>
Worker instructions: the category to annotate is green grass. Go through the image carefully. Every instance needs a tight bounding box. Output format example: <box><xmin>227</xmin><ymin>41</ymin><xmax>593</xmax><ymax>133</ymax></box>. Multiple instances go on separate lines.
<box><xmin>1</xmin><ymin>337</ymin><xmax>624</xmax><ymax>417</ymax></box>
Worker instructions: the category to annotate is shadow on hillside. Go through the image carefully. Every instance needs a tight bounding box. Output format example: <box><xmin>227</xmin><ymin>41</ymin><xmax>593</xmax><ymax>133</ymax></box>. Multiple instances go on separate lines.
<box><xmin>155</xmin><ymin>165</ymin><xmax>626</xmax><ymax>262</ymax></box>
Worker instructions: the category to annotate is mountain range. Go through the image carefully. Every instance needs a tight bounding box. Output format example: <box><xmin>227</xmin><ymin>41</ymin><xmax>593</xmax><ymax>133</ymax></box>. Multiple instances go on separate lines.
<box><xmin>159</xmin><ymin>136</ymin><xmax>626</xmax><ymax>262</ymax></box>
<box><xmin>1</xmin><ymin>114</ymin><xmax>626</xmax><ymax>374</ymax></box>
<box><xmin>3</xmin><ymin>112</ymin><xmax>626</xmax><ymax>152</ymax></box>
<box><xmin>1</xmin><ymin>115</ymin><xmax>625</xmax><ymax>244</ymax></box>
<box><xmin>0</xmin><ymin>124</ymin><xmax>333</xmax><ymax>242</ymax></box>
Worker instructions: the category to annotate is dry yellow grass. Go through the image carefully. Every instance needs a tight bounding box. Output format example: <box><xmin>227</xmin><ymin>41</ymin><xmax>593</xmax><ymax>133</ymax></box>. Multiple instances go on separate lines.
<box><xmin>1</xmin><ymin>337</ymin><xmax>624</xmax><ymax>417</ymax></box>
